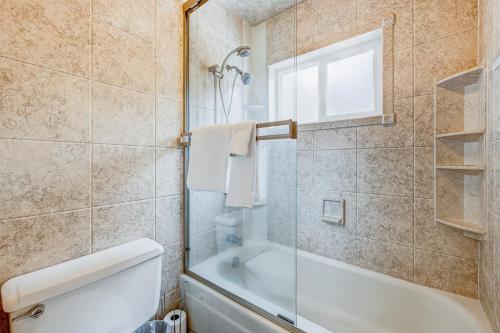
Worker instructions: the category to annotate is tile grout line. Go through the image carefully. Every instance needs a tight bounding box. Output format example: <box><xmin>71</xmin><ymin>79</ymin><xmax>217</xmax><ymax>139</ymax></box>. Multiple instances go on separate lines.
<box><xmin>89</xmin><ymin>1</ymin><xmax>94</xmax><ymax>255</ymax></box>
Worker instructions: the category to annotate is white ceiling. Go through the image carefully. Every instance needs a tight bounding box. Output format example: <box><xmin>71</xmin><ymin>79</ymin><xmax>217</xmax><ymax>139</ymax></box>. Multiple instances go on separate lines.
<box><xmin>220</xmin><ymin>0</ymin><xmax>296</xmax><ymax>25</ymax></box>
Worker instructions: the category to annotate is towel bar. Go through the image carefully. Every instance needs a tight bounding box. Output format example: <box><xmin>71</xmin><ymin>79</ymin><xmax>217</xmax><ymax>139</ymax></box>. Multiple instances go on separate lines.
<box><xmin>179</xmin><ymin>119</ymin><xmax>297</xmax><ymax>147</ymax></box>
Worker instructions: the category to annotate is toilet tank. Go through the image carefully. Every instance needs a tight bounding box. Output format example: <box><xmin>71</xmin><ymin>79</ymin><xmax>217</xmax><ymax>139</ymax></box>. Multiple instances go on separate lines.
<box><xmin>1</xmin><ymin>238</ymin><xmax>164</xmax><ymax>333</ymax></box>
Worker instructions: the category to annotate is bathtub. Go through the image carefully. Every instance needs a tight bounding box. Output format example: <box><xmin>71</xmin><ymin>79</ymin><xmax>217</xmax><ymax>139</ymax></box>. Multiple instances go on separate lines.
<box><xmin>184</xmin><ymin>242</ymin><xmax>493</xmax><ymax>333</ymax></box>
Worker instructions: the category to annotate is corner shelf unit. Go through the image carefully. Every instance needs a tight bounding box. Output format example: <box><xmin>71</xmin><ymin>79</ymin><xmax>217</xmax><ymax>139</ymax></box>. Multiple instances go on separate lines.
<box><xmin>434</xmin><ymin>67</ymin><xmax>486</xmax><ymax>239</ymax></box>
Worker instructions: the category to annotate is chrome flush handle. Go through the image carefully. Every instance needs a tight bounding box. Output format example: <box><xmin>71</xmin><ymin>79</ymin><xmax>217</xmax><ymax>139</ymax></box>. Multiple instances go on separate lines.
<box><xmin>12</xmin><ymin>304</ymin><xmax>45</xmax><ymax>322</ymax></box>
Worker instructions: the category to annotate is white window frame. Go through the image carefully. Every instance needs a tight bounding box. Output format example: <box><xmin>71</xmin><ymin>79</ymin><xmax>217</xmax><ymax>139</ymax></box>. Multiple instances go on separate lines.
<box><xmin>268</xmin><ymin>28</ymin><xmax>383</xmax><ymax>123</ymax></box>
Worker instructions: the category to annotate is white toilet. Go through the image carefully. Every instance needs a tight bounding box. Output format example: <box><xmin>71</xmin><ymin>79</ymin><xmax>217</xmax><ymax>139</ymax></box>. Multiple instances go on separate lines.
<box><xmin>1</xmin><ymin>238</ymin><xmax>164</xmax><ymax>333</ymax></box>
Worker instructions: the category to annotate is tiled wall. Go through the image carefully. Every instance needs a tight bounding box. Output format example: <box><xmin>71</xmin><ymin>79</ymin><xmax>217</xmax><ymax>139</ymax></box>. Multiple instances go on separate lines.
<box><xmin>0</xmin><ymin>0</ymin><xmax>184</xmax><ymax>330</ymax></box>
<box><xmin>267</xmin><ymin>0</ymin><xmax>480</xmax><ymax>298</ymax></box>
<box><xmin>478</xmin><ymin>0</ymin><xmax>500</xmax><ymax>331</ymax></box>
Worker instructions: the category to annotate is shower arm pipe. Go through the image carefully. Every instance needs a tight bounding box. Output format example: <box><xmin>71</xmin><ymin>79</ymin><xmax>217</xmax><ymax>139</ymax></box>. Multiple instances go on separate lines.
<box><xmin>179</xmin><ymin>119</ymin><xmax>297</xmax><ymax>147</ymax></box>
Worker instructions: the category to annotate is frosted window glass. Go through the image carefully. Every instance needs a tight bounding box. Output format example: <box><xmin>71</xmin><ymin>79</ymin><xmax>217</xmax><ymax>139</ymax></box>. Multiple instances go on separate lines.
<box><xmin>326</xmin><ymin>51</ymin><xmax>374</xmax><ymax>116</ymax></box>
<box><xmin>297</xmin><ymin>66</ymin><xmax>319</xmax><ymax>123</ymax></box>
<box><xmin>279</xmin><ymin>71</ymin><xmax>294</xmax><ymax>120</ymax></box>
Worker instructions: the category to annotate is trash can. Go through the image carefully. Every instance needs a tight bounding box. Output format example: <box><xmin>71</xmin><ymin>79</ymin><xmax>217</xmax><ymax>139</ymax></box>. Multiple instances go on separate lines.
<box><xmin>134</xmin><ymin>320</ymin><xmax>168</xmax><ymax>333</ymax></box>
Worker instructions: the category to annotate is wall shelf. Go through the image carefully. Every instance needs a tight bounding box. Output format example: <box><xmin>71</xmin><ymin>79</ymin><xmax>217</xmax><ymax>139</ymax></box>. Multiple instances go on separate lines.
<box><xmin>435</xmin><ymin>218</ymin><xmax>485</xmax><ymax>235</ymax></box>
<box><xmin>434</xmin><ymin>67</ymin><xmax>486</xmax><ymax>238</ymax></box>
<box><xmin>436</xmin><ymin>129</ymin><xmax>484</xmax><ymax>141</ymax></box>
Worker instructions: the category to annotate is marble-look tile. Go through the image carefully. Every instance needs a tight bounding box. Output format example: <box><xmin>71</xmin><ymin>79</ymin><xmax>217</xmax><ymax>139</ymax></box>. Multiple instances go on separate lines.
<box><xmin>268</xmin><ymin>142</ymin><xmax>296</xmax><ymax>187</ymax></box>
<box><xmin>267</xmin><ymin>186</ymin><xmax>296</xmax><ymax>225</ymax></box>
<box><xmin>156</xmin><ymin>50</ymin><xmax>183</xmax><ymax>102</ymax></box>
<box><xmin>0</xmin><ymin>0</ymin><xmax>90</xmax><ymax>76</ymax></box>
<box><xmin>297</xmin><ymin>131</ymin><xmax>313</xmax><ymax>151</ymax></box>
<box><xmin>494</xmin><ymin>141</ymin><xmax>500</xmax><ymax>214</ymax></box>
<box><xmin>415</xmin><ymin>249</ymin><xmax>477</xmax><ymax>298</ymax></box>
<box><xmin>314</xmin><ymin>150</ymin><xmax>357</xmax><ymax>192</ymax></box>
<box><xmin>298</xmin><ymin>226</ymin><xmax>357</xmax><ymax>265</ymax></box>
<box><xmin>480</xmin><ymin>211</ymin><xmax>495</xmax><ymax>276</ymax></box>
<box><xmin>269</xmin><ymin>221</ymin><xmax>296</xmax><ymax>247</ymax></box>
<box><xmin>357</xmin><ymin>98</ymin><xmax>414</xmax><ymax>149</ymax></box>
<box><xmin>414</xmin><ymin>147</ymin><xmax>434</xmax><ymax>199</ymax></box>
<box><xmin>297</xmin><ymin>150</ymin><xmax>314</xmax><ymax>189</ymax></box>
<box><xmin>357</xmin><ymin>194</ymin><xmax>413</xmax><ymax>246</ymax></box>
<box><xmin>357</xmin><ymin>0</ymin><xmax>413</xmax><ymax>50</ymax></box>
<box><xmin>478</xmin><ymin>269</ymin><xmax>497</xmax><ymax>332</ymax></box>
<box><xmin>0</xmin><ymin>140</ymin><xmax>90</xmax><ymax>220</ymax></box>
<box><xmin>357</xmin><ymin>239</ymin><xmax>414</xmax><ymax>281</ymax></box>
<box><xmin>297</xmin><ymin>0</ymin><xmax>314</xmax><ymax>54</ymax></box>
<box><xmin>394</xmin><ymin>47</ymin><xmax>414</xmax><ymax>98</ymax></box>
<box><xmin>156</xmin><ymin>148</ymin><xmax>183</xmax><ymax>197</ymax></box>
<box><xmin>0</xmin><ymin>57</ymin><xmax>90</xmax><ymax>142</ymax></box>
<box><xmin>156</xmin><ymin>97</ymin><xmax>182</xmax><ymax>148</ymax></box>
<box><xmin>93</xmin><ymin>0</ymin><xmax>155</xmax><ymax>42</ymax></box>
<box><xmin>313</xmin><ymin>0</ymin><xmax>356</xmax><ymax>47</ymax></box>
<box><xmin>92</xmin><ymin>145</ymin><xmax>155</xmax><ymax>206</ymax></box>
<box><xmin>92</xmin><ymin>81</ymin><xmax>154</xmax><ymax>146</ymax></box>
<box><xmin>157</xmin><ymin>0</ymin><xmax>183</xmax><ymax>58</ymax></box>
<box><xmin>314</xmin><ymin>128</ymin><xmax>356</xmax><ymax>150</ymax></box>
<box><xmin>156</xmin><ymin>195</ymin><xmax>183</xmax><ymax>246</ymax></box>
<box><xmin>92</xmin><ymin>21</ymin><xmax>154</xmax><ymax>94</ymax></box>
<box><xmin>414</xmin><ymin>0</ymin><xmax>477</xmax><ymax>44</ymax></box>
<box><xmin>414</xmin><ymin>31</ymin><xmax>477</xmax><ymax>95</ymax></box>
<box><xmin>91</xmin><ymin>200</ymin><xmax>155</xmax><ymax>252</ymax></box>
<box><xmin>58</xmin><ymin>0</ymin><xmax>90</xmax><ymax>12</ymax></box>
<box><xmin>414</xmin><ymin>199</ymin><xmax>478</xmax><ymax>258</ymax></box>
<box><xmin>297</xmin><ymin>189</ymin><xmax>357</xmax><ymax>235</ymax></box>
<box><xmin>161</xmin><ymin>242</ymin><xmax>183</xmax><ymax>294</ymax></box>
<box><xmin>414</xmin><ymin>94</ymin><xmax>434</xmax><ymax>147</ymax></box>
<box><xmin>487</xmin><ymin>141</ymin><xmax>495</xmax><ymax>210</ymax></box>
<box><xmin>0</xmin><ymin>210</ymin><xmax>90</xmax><ymax>284</ymax></box>
<box><xmin>357</xmin><ymin>148</ymin><xmax>414</xmax><ymax>196</ymax></box>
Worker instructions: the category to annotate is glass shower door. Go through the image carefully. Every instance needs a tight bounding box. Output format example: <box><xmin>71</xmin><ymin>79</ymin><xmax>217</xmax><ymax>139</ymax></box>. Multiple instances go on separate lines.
<box><xmin>184</xmin><ymin>0</ymin><xmax>298</xmax><ymax>328</ymax></box>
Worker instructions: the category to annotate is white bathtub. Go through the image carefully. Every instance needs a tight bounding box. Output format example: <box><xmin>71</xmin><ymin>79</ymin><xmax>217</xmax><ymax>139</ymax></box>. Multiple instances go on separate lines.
<box><xmin>185</xmin><ymin>242</ymin><xmax>493</xmax><ymax>333</ymax></box>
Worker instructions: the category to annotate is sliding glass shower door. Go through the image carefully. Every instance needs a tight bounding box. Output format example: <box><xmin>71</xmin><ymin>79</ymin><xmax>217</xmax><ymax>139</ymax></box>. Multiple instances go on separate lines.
<box><xmin>183</xmin><ymin>0</ymin><xmax>298</xmax><ymax>328</ymax></box>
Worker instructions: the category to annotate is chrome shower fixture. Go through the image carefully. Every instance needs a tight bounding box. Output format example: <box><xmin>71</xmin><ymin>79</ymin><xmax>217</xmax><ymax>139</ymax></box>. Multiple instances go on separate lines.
<box><xmin>208</xmin><ymin>46</ymin><xmax>252</xmax><ymax>122</ymax></box>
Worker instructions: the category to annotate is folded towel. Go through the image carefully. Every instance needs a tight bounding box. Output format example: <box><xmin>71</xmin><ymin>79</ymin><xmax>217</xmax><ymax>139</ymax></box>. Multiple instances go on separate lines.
<box><xmin>186</xmin><ymin>124</ymin><xmax>231</xmax><ymax>193</ymax></box>
<box><xmin>230</xmin><ymin>122</ymin><xmax>257</xmax><ymax>156</ymax></box>
<box><xmin>226</xmin><ymin>121</ymin><xmax>258</xmax><ymax>208</ymax></box>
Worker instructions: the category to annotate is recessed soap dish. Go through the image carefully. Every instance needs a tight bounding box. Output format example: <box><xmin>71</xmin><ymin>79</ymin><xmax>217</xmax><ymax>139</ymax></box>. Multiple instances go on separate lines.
<box><xmin>321</xmin><ymin>199</ymin><xmax>345</xmax><ymax>225</ymax></box>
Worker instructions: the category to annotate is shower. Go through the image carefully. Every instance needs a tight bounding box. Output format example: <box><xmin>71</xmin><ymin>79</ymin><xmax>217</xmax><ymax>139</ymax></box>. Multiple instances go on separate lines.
<box><xmin>208</xmin><ymin>46</ymin><xmax>252</xmax><ymax>122</ymax></box>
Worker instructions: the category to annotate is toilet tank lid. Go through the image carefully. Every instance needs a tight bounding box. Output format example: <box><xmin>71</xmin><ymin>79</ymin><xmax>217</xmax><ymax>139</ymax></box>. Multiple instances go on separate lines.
<box><xmin>1</xmin><ymin>238</ymin><xmax>164</xmax><ymax>313</ymax></box>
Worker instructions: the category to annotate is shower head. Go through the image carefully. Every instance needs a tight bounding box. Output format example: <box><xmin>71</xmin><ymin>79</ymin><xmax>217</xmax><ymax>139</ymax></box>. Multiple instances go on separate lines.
<box><xmin>236</xmin><ymin>46</ymin><xmax>251</xmax><ymax>58</ymax></box>
<box><xmin>226</xmin><ymin>65</ymin><xmax>252</xmax><ymax>86</ymax></box>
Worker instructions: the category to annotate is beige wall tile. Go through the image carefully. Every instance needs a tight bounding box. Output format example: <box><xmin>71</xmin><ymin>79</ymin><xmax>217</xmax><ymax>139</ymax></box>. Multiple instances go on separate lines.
<box><xmin>156</xmin><ymin>97</ymin><xmax>182</xmax><ymax>148</ymax></box>
<box><xmin>313</xmin><ymin>0</ymin><xmax>356</xmax><ymax>46</ymax></box>
<box><xmin>297</xmin><ymin>0</ymin><xmax>314</xmax><ymax>54</ymax></box>
<box><xmin>92</xmin><ymin>21</ymin><xmax>154</xmax><ymax>93</ymax></box>
<box><xmin>58</xmin><ymin>0</ymin><xmax>91</xmax><ymax>12</ymax></box>
<box><xmin>357</xmin><ymin>98</ymin><xmax>414</xmax><ymax>149</ymax></box>
<box><xmin>357</xmin><ymin>238</ymin><xmax>414</xmax><ymax>281</ymax></box>
<box><xmin>414</xmin><ymin>147</ymin><xmax>433</xmax><ymax>199</ymax></box>
<box><xmin>357</xmin><ymin>0</ymin><xmax>413</xmax><ymax>50</ymax></box>
<box><xmin>297</xmin><ymin>131</ymin><xmax>314</xmax><ymax>151</ymax></box>
<box><xmin>297</xmin><ymin>150</ymin><xmax>314</xmax><ymax>189</ymax></box>
<box><xmin>414</xmin><ymin>94</ymin><xmax>434</xmax><ymax>147</ymax></box>
<box><xmin>0</xmin><ymin>0</ymin><xmax>90</xmax><ymax>76</ymax></box>
<box><xmin>314</xmin><ymin>128</ymin><xmax>357</xmax><ymax>150</ymax></box>
<box><xmin>479</xmin><ymin>268</ymin><xmax>498</xmax><ymax>332</ymax></box>
<box><xmin>357</xmin><ymin>194</ymin><xmax>414</xmax><ymax>246</ymax></box>
<box><xmin>0</xmin><ymin>209</ymin><xmax>90</xmax><ymax>285</ymax></box>
<box><xmin>394</xmin><ymin>47</ymin><xmax>414</xmax><ymax>98</ymax></box>
<box><xmin>414</xmin><ymin>0</ymin><xmax>478</xmax><ymax>44</ymax></box>
<box><xmin>156</xmin><ymin>195</ymin><xmax>183</xmax><ymax>246</ymax></box>
<box><xmin>93</xmin><ymin>0</ymin><xmax>155</xmax><ymax>41</ymax></box>
<box><xmin>0</xmin><ymin>140</ymin><xmax>90</xmax><ymax>220</ymax></box>
<box><xmin>414</xmin><ymin>31</ymin><xmax>477</xmax><ymax>95</ymax></box>
<box><xmin>161</xmin><ymin>242</ymin><xmax>183</xmax><ymax>294</ymax></box>
<box><xmin>314</xmin><ymin>149</ymin><xmax>357</xmax><ymax>192</ymax></box>
<box><xmin>357</xmin><ymin>148</ymin><xmax>414</xmax><ymax>196</ymax></box>
<box><xmin>157</xmin><ymin>0</ymin><xmax>183</xmax><ymax>58</ymax></box>
<box><xmin>415</xmin><ymin>249</ymin><xmax>478</xmax><ymax>298</ymax></box>
<box><xmin>480</xmin><ymin>212</ymin><xmax>495</xmax><ymax>276</ymax></box>
<box><xmin>415</xmin><ymin>199</ymin><xmax>478</xmax><ymax>258</ymax></box>
<box><xmin>156</xmin><ymin>50</ymin><xmax>183</xmax><ymax>102</ymax></box>
<box><xmin>298</xmin><ymin>226</ymin><xmax>357</xmax><ymax>265</ymax></box>
<box><xmin>92</xmin><ymin>145</ymin><xmax>155</xmax><ymax>206</ymax></box>
<box><xmin>92</xmin><ymin>81</ymin><xmax>155</xmax><ymax>146</ymax></box>
<box><xmin>0</xmin><ymin>57</ymin><xmax>90</xmax><ymax>142</ymax></box>
<box><xmin>156</xmin><ymin>148</ymin><xmax>183</xmax><ymax>197</ymax></box>
<box><xmin>91</xmin><ymin>200</ymin><xmax>155</xmax><ymax>252</ymax></box>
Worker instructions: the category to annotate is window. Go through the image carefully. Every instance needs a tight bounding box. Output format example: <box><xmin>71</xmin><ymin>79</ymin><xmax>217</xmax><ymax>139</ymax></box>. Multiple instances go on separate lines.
<box><xmin>268</xmin><ymin>29</ymin><xmax>383</xmax><ymax>123</ymax></box>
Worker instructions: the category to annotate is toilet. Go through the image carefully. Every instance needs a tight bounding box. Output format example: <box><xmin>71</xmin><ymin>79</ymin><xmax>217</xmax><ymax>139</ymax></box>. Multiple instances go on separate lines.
<box><xmin>1</xmin><ymin>238</ymin><xmax>164</xmax><ymax>333</ymax></box>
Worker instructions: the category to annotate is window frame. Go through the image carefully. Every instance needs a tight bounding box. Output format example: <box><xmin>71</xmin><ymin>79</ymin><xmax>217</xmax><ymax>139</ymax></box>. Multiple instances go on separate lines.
<box><xmin>268</xmin><ymin>28</ymin><xmax>383</xmax><ymax>123</ymax></box>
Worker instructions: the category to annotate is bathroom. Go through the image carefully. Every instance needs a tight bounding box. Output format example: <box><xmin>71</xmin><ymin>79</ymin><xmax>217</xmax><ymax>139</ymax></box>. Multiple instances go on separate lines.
<box><xmin>0</xmin><ymin>0</ymin><xmax>499</xmax><ymax>332</ymax></box>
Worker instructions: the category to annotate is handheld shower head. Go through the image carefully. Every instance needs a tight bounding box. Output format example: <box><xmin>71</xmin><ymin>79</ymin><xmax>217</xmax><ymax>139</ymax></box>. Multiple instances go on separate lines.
<box><xmin>226</xmin><ymin>65</ymin><xmax>252</xmax><ymax>86</ymax></box>
<box><xmin>236</xmin><ymin>46</ymin><xmax>251</xmax><ymax>58</ymax></box>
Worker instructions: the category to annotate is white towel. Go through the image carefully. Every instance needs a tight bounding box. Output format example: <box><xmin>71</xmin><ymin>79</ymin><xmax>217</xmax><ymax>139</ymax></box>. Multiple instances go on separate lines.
<box><xmin>186</xmin><ymin>124</ymin><xmax>231</xmax><ymax>193</ymax></box>
<box><xmin>226</xmin><ymin>121</ymin><xmax>258</xmax><ymax>208</ymax></box>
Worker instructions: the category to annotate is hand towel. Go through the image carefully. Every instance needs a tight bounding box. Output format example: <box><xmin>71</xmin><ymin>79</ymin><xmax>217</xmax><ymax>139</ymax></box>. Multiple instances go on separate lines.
<box><xmin>226</xmin><ymin>121</ymin><xmax>258</xmax><ymax>208</ymax></box>
<box><xmin>186</xmin><ymin>124</ymin><xmax>231</xmax><ymax>193</ymax></box>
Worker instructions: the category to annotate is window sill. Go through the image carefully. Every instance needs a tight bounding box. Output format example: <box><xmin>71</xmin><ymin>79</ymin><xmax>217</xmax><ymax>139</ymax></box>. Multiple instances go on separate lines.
<box><xmin>297</xmin><ymin>115</ymin><xmax>383</xmax><ymax>132</ymax></box>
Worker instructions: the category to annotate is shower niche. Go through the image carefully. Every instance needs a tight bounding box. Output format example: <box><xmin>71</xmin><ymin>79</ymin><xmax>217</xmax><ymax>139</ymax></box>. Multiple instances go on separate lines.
<box><xmin>434</xmin><ymin>67</ymin><xmax>486</xmax><ymax>238</ymax></box>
